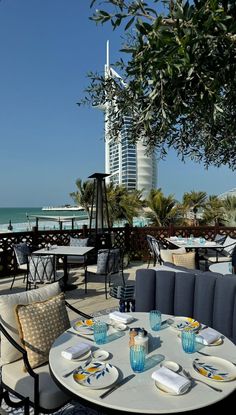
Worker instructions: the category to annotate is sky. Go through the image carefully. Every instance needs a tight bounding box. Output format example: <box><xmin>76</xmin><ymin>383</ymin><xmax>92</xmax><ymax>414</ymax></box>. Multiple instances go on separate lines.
<box><xmin>0</xmin><ymin>0</ymin><xmax>235</xmax><ymax>207</ymax></box>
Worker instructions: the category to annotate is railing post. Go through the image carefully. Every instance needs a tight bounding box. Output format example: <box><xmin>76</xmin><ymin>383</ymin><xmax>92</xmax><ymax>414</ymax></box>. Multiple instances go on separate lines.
<box><xmin>124</xmin><ymin>223</ymin><xmax>130</xmax><ymax>252</ymax></box>
<box><xmin>2</xmin><ymin>239</ymin><xmax>9</xmax><ymax>276</ymax></box>
<box><xmin>31</xmin><ymin>226</ymin><xmax>39</xmax><ymax>250</ymax></box>
<box><xmin>169</xmin><ymin>223</ymin><xmax>174</xmax><ymax>237</ymax></box>
<box><xmin>214</xmin><ymin>222</ymin><xmax>219</xmax><ymax>237</ymax></box>
<box><xmin>82</xmin><ymin>224</ymin><xmax>88</xmax><ymax>238</ymax></box>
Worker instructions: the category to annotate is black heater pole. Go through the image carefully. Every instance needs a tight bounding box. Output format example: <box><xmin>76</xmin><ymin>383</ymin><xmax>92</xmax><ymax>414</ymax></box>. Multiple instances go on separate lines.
<box><xmin>88</xmin><ymin>172</ymin><xmax>111</xmax><ymax>250</ymax></box>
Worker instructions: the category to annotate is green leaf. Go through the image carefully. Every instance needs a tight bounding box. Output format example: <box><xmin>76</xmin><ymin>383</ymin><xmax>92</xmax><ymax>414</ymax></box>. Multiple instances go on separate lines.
<box><xmin>125</xmin><ymin>16</ymin><xmax>135</xmax><ymax>31</ymax></box>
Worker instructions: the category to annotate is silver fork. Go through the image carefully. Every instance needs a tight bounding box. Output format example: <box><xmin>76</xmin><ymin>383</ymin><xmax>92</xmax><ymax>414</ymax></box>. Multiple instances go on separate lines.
<box><xmin>182</xmin><ymin>369</ymin><xmax>222</xmax><ymax>392</ymax></box>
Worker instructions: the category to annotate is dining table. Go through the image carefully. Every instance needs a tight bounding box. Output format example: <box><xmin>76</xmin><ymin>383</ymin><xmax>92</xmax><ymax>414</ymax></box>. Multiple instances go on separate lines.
<box><xmin>49</xmin><ymin>312</ymin><xmax>236</xmax><ymax>414</ymax></box>
<box><xmin>33</xmin><ymin>245</ymin><xmax>94</xmax><ymax>291</ymax></box>
<box><xmin>165</xmin><ymin>237</ymin><xmax>224</xmax><ymax>268</ymax></box>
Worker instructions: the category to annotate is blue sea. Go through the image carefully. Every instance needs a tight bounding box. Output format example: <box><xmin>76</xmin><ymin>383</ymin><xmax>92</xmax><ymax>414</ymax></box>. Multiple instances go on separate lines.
<box><xmin>0</xmin><ymin>207</ymin><xmax>89</xmax><ymax>233</ymax></box>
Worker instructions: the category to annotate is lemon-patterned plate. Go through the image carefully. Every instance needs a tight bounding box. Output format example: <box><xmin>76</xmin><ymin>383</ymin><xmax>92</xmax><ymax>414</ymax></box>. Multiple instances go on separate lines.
<box><xmin>73</xmin><ymin>361</ymin><xmax>119</xmax><ymax>389</ymax></box>
<box><xmin>171</xmin><ymin>317</ymin><xmax>200</xmax><ymax>331</ymax></box>
<box><xmin>73</xmin><ymin>319</ymin><xmax>94</xmax><ymax>335</ymax></box>
<box><xmin>193</xmin><ymin>356</ymin><xmax>236</xmax><ymax>382</ymax></box>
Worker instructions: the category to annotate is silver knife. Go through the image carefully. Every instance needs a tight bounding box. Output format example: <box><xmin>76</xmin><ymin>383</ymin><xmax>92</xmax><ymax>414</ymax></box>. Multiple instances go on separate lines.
<box><xmin>100</xmin><ymin>374</ymin><xmax>136</xmax><ymax>399</ymax></box>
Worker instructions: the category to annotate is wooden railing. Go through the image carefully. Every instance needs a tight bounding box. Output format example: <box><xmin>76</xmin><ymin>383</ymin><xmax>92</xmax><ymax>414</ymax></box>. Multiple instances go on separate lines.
<box><xmin>0</xmin><ymin>224</ymin><xmax>235</xmax><ymax>277</ymax></box>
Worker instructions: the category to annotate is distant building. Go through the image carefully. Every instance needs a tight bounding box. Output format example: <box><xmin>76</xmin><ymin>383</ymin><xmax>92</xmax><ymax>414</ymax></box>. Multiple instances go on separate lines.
<box><xmin>95</xmin><ymin>41</ymin><xmax>157</xmax><ymax>199</ymax></box>
<box><xmin>218</xmin><ymin>188</ymin><xmax>236</xmax><ymax>199</ymax></box>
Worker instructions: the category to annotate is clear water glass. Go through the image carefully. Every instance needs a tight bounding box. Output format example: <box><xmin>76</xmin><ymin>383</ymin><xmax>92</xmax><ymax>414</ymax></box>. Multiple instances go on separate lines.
<box><xmin>93</xmin><ymin>321</ymin><xmax>107</xmax><ymax>345</ymax></box>
<box><xmin>149</xmin><ymin>310</ymin><xmax>162</xmax><ymax>331</ymax></box>
<box><xmin>130</xmin><ymin>345</ymin><xmax>146</xmax><ymax>373</ymax></box>
<box><xmin>181</xmin><ymin>329</ymin><xmax>196</xmax><ymax>353</ymax></box>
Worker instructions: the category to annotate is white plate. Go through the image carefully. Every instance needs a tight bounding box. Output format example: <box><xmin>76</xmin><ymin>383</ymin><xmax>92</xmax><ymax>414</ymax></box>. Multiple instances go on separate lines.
<box><xmin>155</xmin><ymin>381</ymin><xmax>191</xmax><ymax>396</ymax></box>
<box><xmin>73</xmin><ymin>319</ymin><xmax>94</xmax><ymax>335</ymax></box>
<box><xmin>92</xmin><ymin>350</ymin><xmax>109</xmax><ymax>361</ymax></box>
<box><xmin>171</xmin><ymin>317</ymin><xmax>201</xmax><ymax>331</ymax></box>
<box><xmin>73</xmin><ymin>361</ymin><xmax>119</xmax><ymax>389</ymax></box>
<box><xmin>193</xmin><ymin>356</ymin><xmax>236</xmax><ymax>382</ymax></box>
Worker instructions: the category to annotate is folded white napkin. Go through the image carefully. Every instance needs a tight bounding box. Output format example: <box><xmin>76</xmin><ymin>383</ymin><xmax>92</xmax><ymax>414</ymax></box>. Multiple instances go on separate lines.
<box><xmin>109</xmin><ymin>311</ymin><xmax>134</xmax><ymax>324</ymax></box>
<box><xmin>152</xmin><ymin>367</ymin><xmax>191</xmax><ymax>395</ymax></box>
<box><xmin>170</xmin><ymin>236</ymin><xmax>178</xmax><ymax>240</ymax></box>
<box><xmin>61</xmin><ymin>342</ymin><xmax>91</xmax><ymax>360</ymax></box>
<box><xmin>196</xmin><ymin>328</ymin><xmax>221</xmax><ymax>345</ymax></box>
<box><xmin>204</xmin><ymin>241</ymin><xmax>216</xmax><ymax>246</ymax></box>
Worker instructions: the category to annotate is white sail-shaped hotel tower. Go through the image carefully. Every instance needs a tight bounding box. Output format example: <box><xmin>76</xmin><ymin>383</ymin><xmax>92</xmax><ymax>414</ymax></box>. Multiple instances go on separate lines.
<box><xmin>96</xmin><ymin>41</ymin><xmax>157</xmax><ymax>198</ymax></box>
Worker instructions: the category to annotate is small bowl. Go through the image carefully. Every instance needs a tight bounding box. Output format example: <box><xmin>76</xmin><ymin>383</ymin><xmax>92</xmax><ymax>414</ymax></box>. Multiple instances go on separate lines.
<box><xmin>114</xmin><ymin>323</ymin><xmax>127</xmax><ymax>331</ymax></box>
<box><xmin>92</xmin><ymin>350</ymin><xmax>109</xmax><ymax>361</ymax></box>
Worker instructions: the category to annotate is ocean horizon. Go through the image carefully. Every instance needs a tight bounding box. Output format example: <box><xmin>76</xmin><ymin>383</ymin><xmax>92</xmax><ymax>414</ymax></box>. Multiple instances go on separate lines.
<box><xmin>0</xmin><ymin>207</ymin><xmax>89</xmax><ymax>232</ymax></box>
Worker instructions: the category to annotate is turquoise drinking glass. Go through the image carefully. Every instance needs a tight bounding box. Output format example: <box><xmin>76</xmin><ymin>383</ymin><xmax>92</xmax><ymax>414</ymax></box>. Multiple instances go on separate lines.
<box><xmin>130</xmin><ymin>345</ymin><xmax>146</xmax><ymax>373</ymax></box>
<box><xmin>93</xmin><ymin>321</ymin><xmax>107</xmax><ymax>345</ymax></box>
<box><xmin>149</xmin><ymin>310</ymin><xmax>162</xmax><ymax>331</ymax></box>
<box><xmin>181</xmin><ymin>329</ymin><xmax>196</xmax><ymax>353</ymax></box>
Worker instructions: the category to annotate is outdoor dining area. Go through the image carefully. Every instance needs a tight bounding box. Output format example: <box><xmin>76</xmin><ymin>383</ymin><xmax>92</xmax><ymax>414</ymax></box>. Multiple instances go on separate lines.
<box><xmin>0</xmin><ymin>176</ymin><xmax>236</xmax><ymax>415</ymax></box>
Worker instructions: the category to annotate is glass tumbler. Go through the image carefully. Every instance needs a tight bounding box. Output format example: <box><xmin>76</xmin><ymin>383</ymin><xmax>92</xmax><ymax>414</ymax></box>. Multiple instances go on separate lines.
<box><xmin>149</xmin><ymin>310</ymin><xmax>162</xmax><ymax>331</ymax></box>
<box><xmin>130</xmin><ymin>345</ymin><xmax>146</xmax><ymax>373</ymax></box>
<box><xmin>181</xmin><ymin>329</ymin><xmax>196</xmax><ymax>353</ymax></box>
<box><xmin>93</xmin><ymin>321</ymin><xmax>107</xmax><ymax>345</ymax></box>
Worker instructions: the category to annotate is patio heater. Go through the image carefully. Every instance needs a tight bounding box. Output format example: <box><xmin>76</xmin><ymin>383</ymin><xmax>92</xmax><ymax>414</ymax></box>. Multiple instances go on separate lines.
<box><xmin>88</xmin><ymin>172</ymin><xmax>111</xmax><ymax>250</ymax></box>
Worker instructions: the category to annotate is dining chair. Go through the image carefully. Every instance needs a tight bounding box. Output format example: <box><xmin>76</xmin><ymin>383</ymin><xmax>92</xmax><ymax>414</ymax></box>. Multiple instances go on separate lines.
<box><xmin>0</xmin><ymin>282</ymin><xmax>92</xmax><ymax>415</ymax></box>
<box><xmin>203</xmin><ymin>235</ymin><xmax>236</xmax><ymax>265</ymax></box>
<box><xmin>146</xmin><ymin>235</ymin><xmax>163</xmax><ymax>267</ymax></box>
<box><xmin>85</xmin><ymin>248</ymin><xmax>125</xmax><ymax>298</ymax></box>
<box><xmin>11</xmin><ymin>243</ymin><xmax>32</xmax><ymax>290</ymax></box>
<box><xmin>26</xmin><ymin>254</ymin><xmax>63</xmax><ymax>290</ymax></box>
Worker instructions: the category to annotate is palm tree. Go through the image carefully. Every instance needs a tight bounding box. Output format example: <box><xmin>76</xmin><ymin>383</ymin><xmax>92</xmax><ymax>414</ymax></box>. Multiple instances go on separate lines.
<box><xmin>70</xmin><ymin>179</ymin><xmax>93</xmax><ymax>215</ymax></box>
<box><xmin>145</xmin><ymin>188</ymin><xmax>180</xmax><ymax>226</ymax></box>
<box><xmin>106</xmin><ymin>183</ymin><xmax>143</xmax><ymax>226</ymax></box>
<box><xmin>202</xmin><ymin>195</ymin><xmax>225</xmax><ymax>225</ymax></box>
<box><xmin>182</xmin><ymin>191</ymin><xmax>207</xmax><ymax>225</ymax></box>
<box><xmin>221</xmin><ymin>196</ymin><xmax>236</xmax><ymax>226</ymax></box>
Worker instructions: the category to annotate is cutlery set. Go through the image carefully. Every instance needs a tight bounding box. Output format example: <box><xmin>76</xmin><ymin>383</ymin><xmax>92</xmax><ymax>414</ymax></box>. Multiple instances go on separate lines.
<box><xmin>63</xmin><ymin>326</ymin><xmax>232</xmax><ymax>397</ymax></box>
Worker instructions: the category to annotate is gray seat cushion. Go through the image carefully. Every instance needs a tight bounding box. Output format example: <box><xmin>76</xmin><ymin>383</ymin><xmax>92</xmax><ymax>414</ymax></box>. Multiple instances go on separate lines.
<box><xmin>2</xmin><ymin>359</ymin><xmax>70</xmax><ymax>410</ymax></box>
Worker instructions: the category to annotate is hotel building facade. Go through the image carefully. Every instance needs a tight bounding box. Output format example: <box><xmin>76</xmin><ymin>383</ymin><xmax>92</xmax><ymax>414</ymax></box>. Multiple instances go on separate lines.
<box><xmin>97</xmin><ymin>42</ymin><xmax>157</xmax><ymax>198</ymax></box>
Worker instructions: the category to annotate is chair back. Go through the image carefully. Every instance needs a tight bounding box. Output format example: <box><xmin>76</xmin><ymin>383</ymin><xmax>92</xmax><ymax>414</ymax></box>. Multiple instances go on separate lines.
<box><xmin>146</xmin><ymin>235</ymin><xmax>162</xmax><ymax>265</ymax></box>
<box><xmin>28</xmin><ymin>254</ymin><xmax>55</xmax><ymax>283</ymax></box>
<box><xmin>96</xmin><ymin>248</ymin><xmax>121</xmax><ymax>274</ymax></box>
<box><xmin>13</xmin><ymin>243</ymin><xmax>31</xmax><ymax>266</ymax></box>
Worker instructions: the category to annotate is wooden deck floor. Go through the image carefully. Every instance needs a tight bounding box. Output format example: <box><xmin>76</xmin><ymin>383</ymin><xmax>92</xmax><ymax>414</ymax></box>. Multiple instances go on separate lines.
<box><xmin>0</xmin><ymin>261</ymin><xmax>148</xmax><ymax>318</ymax></box>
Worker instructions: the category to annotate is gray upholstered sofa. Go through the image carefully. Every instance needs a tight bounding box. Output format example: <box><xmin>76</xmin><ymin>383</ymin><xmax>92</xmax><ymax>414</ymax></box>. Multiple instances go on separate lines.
<box><xmin>135</xmin><ymin>267</ymin><xmax>236</xmax><ymax>344</ymax></box>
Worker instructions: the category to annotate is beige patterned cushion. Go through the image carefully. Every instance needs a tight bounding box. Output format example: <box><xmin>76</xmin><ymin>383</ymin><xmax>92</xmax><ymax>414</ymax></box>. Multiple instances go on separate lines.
<box><xmin>15</xmin><ymin>293</ymin><xmax>70</xmax><ymax>369</ymax></box>
<box><xmin>172</xmin><ymin>252</ymin><xmax>196</xmax><ymax>269</ymax></box>
<box><xmin>0</xmin><ymin>282</ymin><xmax>61</xmax><ymax>365</ymax></box>
<box><xmin>160</xmin><ymin>248</ymin><xmax>186</xmax><ymax>263</ymax></box>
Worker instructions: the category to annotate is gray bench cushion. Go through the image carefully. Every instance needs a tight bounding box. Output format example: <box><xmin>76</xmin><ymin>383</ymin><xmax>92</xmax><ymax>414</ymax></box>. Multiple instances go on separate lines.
<box><xmin>135</xmin><ymin>269</ymin><xmax>236</xmax><ymax>344</ymax></box>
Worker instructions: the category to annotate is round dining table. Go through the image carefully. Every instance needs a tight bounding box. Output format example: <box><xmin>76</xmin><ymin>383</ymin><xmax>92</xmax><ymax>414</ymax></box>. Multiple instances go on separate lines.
<box><xmin>49</xmin><ymin>313</ymin><xmax>236</xmax><ymax>414</ymax></box>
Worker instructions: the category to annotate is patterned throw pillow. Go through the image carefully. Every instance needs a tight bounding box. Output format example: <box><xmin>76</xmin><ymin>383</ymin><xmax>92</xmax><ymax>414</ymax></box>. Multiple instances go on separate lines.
<box><xmin>160</xmin><ymin>248</ymin><xmax>186</xmax><ymax>263</ymax></box>
<box><xmin>69</xmin><ymin>237</ymin><xmax>88</xmax><ymax>247</ymax></box>
<box><xmin>15</xmin><ymin>293</ymin><xmax>70</xmax><ymax>369</ymax></box>
<box><xmin>172</xmin><ymin>252</ymin><xmax>196</xmax><ymax>269</ymax></box>
<box><xmin>13</xmin><ymin>243</ymin><xmax>31</xmax><ymax>265</ymax></box>
<box><xmin>96</xmin><ymin>249</ymin><xmax>121</xmax><ymax>274</ymax></box>
<box><xmin>96</xmin><ymin>249</ymin><xmax>109</xmax><ymax>274</ymax></box>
